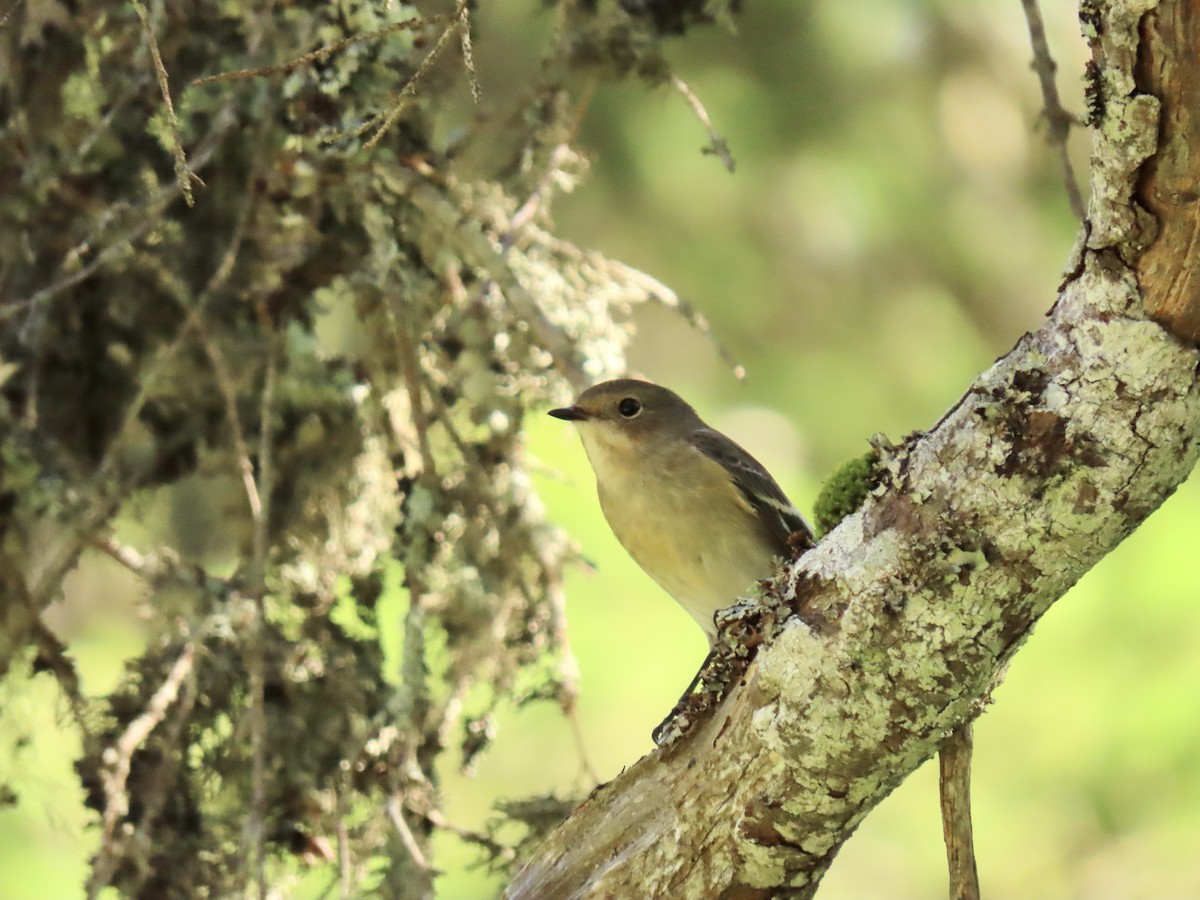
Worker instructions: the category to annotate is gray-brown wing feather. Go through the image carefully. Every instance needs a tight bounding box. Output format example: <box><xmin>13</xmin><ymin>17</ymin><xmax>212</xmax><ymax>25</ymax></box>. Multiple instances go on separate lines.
<box><xmin>689</xmin><ymin>428</ymin><xmax>813</xmax><ymax>553</ymax></box>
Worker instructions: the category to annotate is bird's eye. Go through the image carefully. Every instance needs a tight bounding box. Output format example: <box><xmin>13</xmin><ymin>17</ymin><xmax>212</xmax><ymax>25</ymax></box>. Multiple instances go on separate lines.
<box><xmin>617</xmin><ymin>397</ymin><xmax>642</xmax><ymax>418</ymax></box>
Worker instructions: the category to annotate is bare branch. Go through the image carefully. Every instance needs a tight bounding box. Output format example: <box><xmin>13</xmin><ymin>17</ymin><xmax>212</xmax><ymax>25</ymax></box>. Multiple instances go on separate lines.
<box><xmin>671</xmin><ymin>74</ymin><xmax>735</xmax><ymax>173</ymax></box>
<box><xmin>939</xmin><ymin>724</ymin><xmax>981</xmax><ymax>900</ymax></box>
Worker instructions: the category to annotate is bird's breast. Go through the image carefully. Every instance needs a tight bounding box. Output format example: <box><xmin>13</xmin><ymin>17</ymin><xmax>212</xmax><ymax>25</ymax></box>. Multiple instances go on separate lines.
<box><xmin>584</xmin><ymin>436</ymin><xmax>778</xmax><ymax>639</ymax></box>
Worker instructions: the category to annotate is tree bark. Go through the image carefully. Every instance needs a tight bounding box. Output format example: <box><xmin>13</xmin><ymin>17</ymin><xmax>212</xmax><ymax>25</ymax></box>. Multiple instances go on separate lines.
<box><xmin>505</xmin><ymin>1</ymin><xmax>1200</xmax><ymax>897</ymax></box>
<box><xmin>1135</xmin><ymin>0</ymin><xmax>1200</xmax><ymax>338</ymax></box>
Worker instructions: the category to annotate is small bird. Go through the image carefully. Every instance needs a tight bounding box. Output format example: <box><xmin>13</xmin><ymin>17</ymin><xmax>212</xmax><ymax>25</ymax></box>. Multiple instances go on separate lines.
<box><xmin>549</xmin><ymin>379</ymin><xmax>812</xmax><ymax>644</ymax></box>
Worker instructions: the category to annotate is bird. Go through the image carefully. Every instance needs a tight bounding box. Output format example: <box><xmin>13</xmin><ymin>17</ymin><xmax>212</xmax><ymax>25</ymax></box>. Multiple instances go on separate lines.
<box><xmin>549</xmin><ymin>378</ymin><xmax>812</xmax><ymax>644</ymax></box>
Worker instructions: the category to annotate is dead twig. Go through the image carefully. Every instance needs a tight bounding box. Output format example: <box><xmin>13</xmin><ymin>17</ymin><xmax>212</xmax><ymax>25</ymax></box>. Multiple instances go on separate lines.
<box><xmin>672</xmin><ymin>74</ymin><xmax>735</xmax><ymax>173</ymax></box>
<box><xmin>179</xmin><ymin>189</ymin><xmax>260</xmax><ymax>520</ymax></box>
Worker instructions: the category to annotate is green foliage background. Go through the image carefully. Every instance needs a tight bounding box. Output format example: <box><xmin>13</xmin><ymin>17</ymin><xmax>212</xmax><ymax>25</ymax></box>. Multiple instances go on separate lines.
<box><xmin>3</xmin><ymin>1</ymin><xmax>1199</xmax><ymax>898</ymax></box>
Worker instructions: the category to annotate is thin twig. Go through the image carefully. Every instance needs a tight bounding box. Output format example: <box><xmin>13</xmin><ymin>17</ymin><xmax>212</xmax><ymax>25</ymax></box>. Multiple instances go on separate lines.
<box><xmin>939</xmin><ymin>723</ymin><xmax>981</xmax><ymax>900</ymax></box>
<box><xmin>198</xmin><ymin>189</ymin><xmax>254</xmax><ymax>297</ymax></box>
<box><xmin>180</xmin><ymin>188</ymin><xmax>260</xmax><ymax>520</ymax></box>
<box><xmin>386</xmin><ymin>794</ymin><xmax>432</xmax><ymax>871</ymax></box>
<box><xmin>112</xmin><ymin>663</ymin><xmax>197</xmax><ymax>898</ymax></box>
<box><xmin>245</xmin><ymin>606</ymin><xmax>268</xmax><ymax>900</ymax></box>
<box><xmin>362</xmin><ymin>5</ymin><xmax>465</xmax><ymax>151</ymax></box>
<box><xmin>537</xmin><ymin>554</ymin><xmax>597</xmax><ymax>784</ymax></box>
<box><xmin>89</xmin><ymin>180</ymin><xmax>250</xmax><ymax>495</ymax></box>
<box><xmin>1019</xmin><ymin>0</ymin><xmax>1085</xmax><ymax>219</ymax></box>
<box><xmin>242</xmin><ymin>335</ymin><xmax>278</xmax><ymax>900</ymax></box>
<box><xmin>252</xmin><ymin>344</ymin><xmax>277</xmax><ymax>584</ymax></box>
<box><xmin>88</xmin><ymin>535</ymin><xmax>158</xmax><ymax>574</ymax></box>
<box><xmin>132</xmin><ymin>0</ymin><xmax>202</xmax><ymax>206</ymax></box>
<box><xmin>89</xmin><ymin>643</ymin><xmax>196</xmax><ymax>898</ymax></box>
<box><xmin>29</xmin><ymin>616</ymin><xmax>87</xmax><ymax>721</ymax></box>
<box><xmin>190</xmin><ymin>15</ymin><xmax>445</xmax><ymax>87</ymax></box>
<box><xmin>560</xmin><ymin>691</ymin><xmax>600</xmax><ymax>786</ymax></box>
<box><xmin>422</xmin><ymin>805</ymin><xmax>515</xmax><ymax>865</ymax></box>
<box><xmin>457</xmin><ymin>1</ymin><xmax>480</xmax><ymax>103</ymax></box>
<box><xmin>337</xmin><ymin>789</ymin><xmax>352</xmax><ymax>900</ymax></box>
<box><xmin>190</xmin><ymin>322</ymin><xmax>263</xmax><ymax>520</ymax></box>
<box><xmin>672</xmin><ymin>74</ymin><xmax>735</xmax><ymax>173</ymax></box>
<box><xmin>86</xmin><ymin>536</ymin><xmax>201</xmax><ymax>593</ymax></box>
<box><xmin>540</xmin><ymin>561</ymin><xmax>596</xmax><ymax>784</ymax></box>
<box><xmin>0</xmin><ymin>546</ymin><xmax>86</xmax><ymax>719</ymax></box>
<box><xmin>4</xmin><ymin>214</ymin><xmax>154</xmax><ymax>332</ymax></box>
<box><xmin>73</xmin><ymin>182</ymin><xmax>261</xmax><ymax>542</ymax></box>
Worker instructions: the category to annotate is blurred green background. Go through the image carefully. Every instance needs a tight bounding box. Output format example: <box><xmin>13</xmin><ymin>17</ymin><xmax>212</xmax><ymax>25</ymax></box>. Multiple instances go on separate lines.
<box><xmin>5</xmin><ymin>1</ymin><xmax>1200</xmax><ymax>898</ymax></box>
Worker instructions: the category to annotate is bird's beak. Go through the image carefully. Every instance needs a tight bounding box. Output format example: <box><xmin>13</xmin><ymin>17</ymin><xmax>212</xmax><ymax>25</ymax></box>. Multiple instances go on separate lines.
<box><xmin>548</xmin><ymin>405</ymin><xmax>590</xmax><ymax>422</ymax></box>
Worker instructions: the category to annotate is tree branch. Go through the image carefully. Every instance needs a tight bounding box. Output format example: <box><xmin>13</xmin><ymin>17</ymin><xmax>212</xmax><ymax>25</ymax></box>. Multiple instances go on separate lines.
<box><xmin>939</xmin><ymin>724</ymin><xmax>980</xmax><ymax>900</ymax></box>
<box><xmin>505</xmin><ymin>2</ymin><xmax>1199</xmax><ymax>896</ymax></box>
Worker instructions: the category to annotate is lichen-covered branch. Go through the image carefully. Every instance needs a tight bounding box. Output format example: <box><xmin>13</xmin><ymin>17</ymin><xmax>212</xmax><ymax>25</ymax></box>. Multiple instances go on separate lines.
<box><xmin>505</xmin><ymin>2</ymin><xmax>1200</xmax><ymax>896</ymax></box>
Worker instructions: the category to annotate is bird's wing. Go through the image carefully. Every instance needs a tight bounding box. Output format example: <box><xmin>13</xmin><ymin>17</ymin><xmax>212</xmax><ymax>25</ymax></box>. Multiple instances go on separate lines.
<box><xmin>689</xmin><ymin>428</ymin><xmax>813</xmax><ymax>553</ymax></box>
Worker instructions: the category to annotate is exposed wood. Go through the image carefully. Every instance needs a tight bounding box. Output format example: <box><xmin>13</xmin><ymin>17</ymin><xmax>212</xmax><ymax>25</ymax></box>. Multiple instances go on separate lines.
<box><xmin>1135</xmin><ymin>0</ymin><xmax>1200</xmax><ymax>339</ymax></box>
